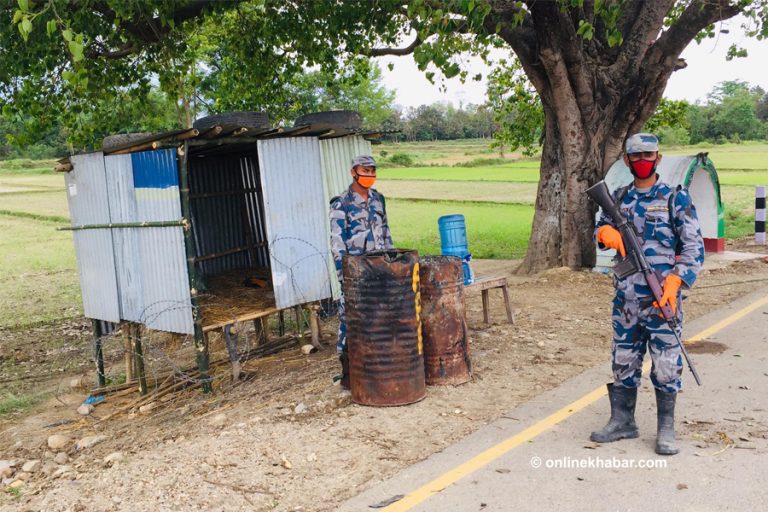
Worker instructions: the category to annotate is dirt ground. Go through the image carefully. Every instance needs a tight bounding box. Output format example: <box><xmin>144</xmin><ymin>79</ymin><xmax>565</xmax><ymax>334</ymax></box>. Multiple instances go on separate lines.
<box><xmin>1</xmin><ymin>239</ymin><xmax>767</xmax><ymax>512</ymax></box>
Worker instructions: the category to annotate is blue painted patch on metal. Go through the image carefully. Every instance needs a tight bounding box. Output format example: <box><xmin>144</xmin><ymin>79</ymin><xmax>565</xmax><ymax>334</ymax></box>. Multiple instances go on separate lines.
<box><xmin>131</xmin><ymin>149</ymin><xmax>179</xmax><ymax>189</ymax></box>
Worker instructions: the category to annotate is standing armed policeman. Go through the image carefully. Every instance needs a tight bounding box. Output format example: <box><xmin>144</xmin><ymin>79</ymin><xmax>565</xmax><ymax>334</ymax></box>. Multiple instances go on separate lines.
<box><xmin>329</xmin><ymin>155</ymin><xmax>394</xmax><ymax>388</ymax></box>
<box><xmin>591</xmin><ymin>133</ymin><xmax>705</xmax><ymax>455</ymax></box>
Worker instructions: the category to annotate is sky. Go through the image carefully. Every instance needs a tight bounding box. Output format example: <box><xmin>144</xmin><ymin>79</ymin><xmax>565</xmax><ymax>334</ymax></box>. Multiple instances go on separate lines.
<box><xmin>377</xmin><ymin>17</ymin><xmax>768</xmax><ymax>109</ymax></box>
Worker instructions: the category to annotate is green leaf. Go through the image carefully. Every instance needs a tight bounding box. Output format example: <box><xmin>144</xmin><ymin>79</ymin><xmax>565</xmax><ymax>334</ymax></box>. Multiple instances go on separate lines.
<box><xmin>19</xmin><ymin>17</ymin><xmax>32</xmax><ymax>40</ymax></box>
<box><xmin>62</xmin><ymin>70</ymin><xmax>76</xmax><ymax>83</ymax></box>
<box><xmin>576</xmin><ymin>20</ymin><xmax>593</xmax><ymax>40</ymax></box>
<box><xmin>17</xmin><ymin>0</ymin><xmax>29</xmax><ymax>12</ymax></box>
<box><xmin>62</xmin><ymin>29</ymin><xmax>73</xmax><ymax>42</ymax></box>
<box><xmin>12</xmin><ymin>9</ymin><xmax>22</xmax><ymax>23</ymax></box>
<box><xmin>47</xmin><ymin>20</ymin><xmax>57</xmax><ymax>37</ymax></box>
<box><xmin>68</xmin><ymin>40</ymin><xmax>84</xmax><ymax>62</ymax></box>
<box><xmin>387</xmin><ymin>62</ymin><xmax>394</xmax><ymax>71</ymax></box>
<box><xmin>444</xmin><ymin>63</ymin><xmax>461</xmax><ymax>79</ymax></box>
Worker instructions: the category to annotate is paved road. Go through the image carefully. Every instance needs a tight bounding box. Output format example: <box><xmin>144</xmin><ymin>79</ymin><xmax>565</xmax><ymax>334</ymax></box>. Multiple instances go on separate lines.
<box><xmin>339</xmin><ymin>289</ymin><xmax>768</xmax><ymax>512</ymax></box>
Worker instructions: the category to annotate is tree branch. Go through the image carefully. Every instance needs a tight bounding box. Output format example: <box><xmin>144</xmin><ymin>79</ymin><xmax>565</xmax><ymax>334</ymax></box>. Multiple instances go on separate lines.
<box><xmin>609</xmin><ymin>0</ymin><xmax>675</xmax><ymax>81</ymax></box>
<box><xmin>368</xmin><ymin>36</ymin><xmax>423</xmax><ymax>56</ymax></box>
<box><xmin>648</xmin><ymin>0</ymin><xmax>742</xmax><ymax>66</ymax></box>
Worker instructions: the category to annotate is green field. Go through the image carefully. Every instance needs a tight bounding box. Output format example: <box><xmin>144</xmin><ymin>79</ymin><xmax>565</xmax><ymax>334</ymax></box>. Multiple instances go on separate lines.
<box><xmin>0</xmin><ymin>140</ymin><xmax>766</xmax><ymax>330</ymax></box>
<box><xmin>0</xmin><ymin>215</ymin><xmax>81</xmax><ymax>328</ymax></box>
<box><xmin>388</xmin><ymin>199</ymin><xmax>534</xmax><ymax>259</ymax></box>
<box><xmin>380</xmin><ymin>162</ymin><xmax>541</xmax><ymax>182</ymax></box>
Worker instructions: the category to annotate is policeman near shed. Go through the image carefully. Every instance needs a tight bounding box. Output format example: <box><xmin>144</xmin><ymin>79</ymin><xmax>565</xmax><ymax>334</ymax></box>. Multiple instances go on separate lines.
<box><xmin>329</xmin><ymin>155</ymin><xmax>394</xmax><ymax>389</ymax></box>
<box><xmin>591</xmin><ymin>133</ymin><xmax>705</xmax><ymax>455</ymax></box>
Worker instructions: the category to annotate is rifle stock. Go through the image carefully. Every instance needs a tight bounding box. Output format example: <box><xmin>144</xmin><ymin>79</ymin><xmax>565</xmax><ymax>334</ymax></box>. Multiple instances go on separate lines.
<box><xmin>587</xmin><ymin>180</ymin><xmax>702</xmax><ymax>386</ymax></box>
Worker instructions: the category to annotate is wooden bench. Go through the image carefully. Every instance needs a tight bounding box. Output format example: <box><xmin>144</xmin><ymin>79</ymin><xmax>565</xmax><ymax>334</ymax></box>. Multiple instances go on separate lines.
<box><xmin>465</xmin><ymin>276</ymin><xmax>515</xmax><ymax>325</ymax></box>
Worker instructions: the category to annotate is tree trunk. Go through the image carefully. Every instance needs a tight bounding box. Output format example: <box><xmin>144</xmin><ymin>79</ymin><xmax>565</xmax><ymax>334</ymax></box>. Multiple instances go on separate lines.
<box><xmin>517</xmin><ymin>109</ymin><xmax>606</xmax><ymax>274</ymax></box>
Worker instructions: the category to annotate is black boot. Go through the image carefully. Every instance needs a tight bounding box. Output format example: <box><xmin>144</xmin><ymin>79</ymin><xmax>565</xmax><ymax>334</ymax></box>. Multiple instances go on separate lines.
<box><xmin>339</xmin><ymin>352</ymin><xmax>350</xmax><ymax>390</ymax></box>
<box><xmin>655</xmin><ymin>389</ymin><xmax>679</xmax><ymax>455</ymax></box>
<box><xmin>590</xmin><ymin>383</ymin><xmax>639</xmax><ymax>443</ymax></box>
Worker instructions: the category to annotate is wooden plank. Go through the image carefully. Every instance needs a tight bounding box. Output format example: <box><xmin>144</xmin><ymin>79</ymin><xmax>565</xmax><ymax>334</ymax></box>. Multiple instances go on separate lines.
<box><xmin>202</xmin><ymin>307</ymin><xmax>280</xmax><ymax>332</ymax></box>
<box><xmin>465</xmin><ymin>276</ymin><xmax>508</xmax><ymax>292</ymax></box>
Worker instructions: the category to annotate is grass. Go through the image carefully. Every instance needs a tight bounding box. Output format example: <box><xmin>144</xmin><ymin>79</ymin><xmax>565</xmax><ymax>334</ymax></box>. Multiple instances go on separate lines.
<box><xmin>387</xmin><ymin>198</ymin><xmax>533</xmax><ymax>259</ymax></box>
<box><xmin>375</xmin><ymin>180</ymin><xmax>538</xmax><ymax>204</ymax></box>
<box><xmin>0</xmin><ymin>159</ymin><xmax>59</xmax><ymax>174</ymax></box>
<box><xmin>0</xmin><ymin>215</ymin><xmax>81</xmax><ymax>329</ymax></box>
<box><xmin>0</xmin><ymin>392</ymin><xmax>49</xmax><ymax>416</ymax></box>
<box><xmin>716</xmin><ymin>171</ymin><xmax>768</xmax><ymax>187</ymax></box>
<box><xmin>0</xmin><ymin>190</ymin><xmax>71</xmax><ymax>220</ymax></box>
<box><xmin>379</xmin><ymin>162</ymin><xmax>541</xmax><ymax>182</ymax></box>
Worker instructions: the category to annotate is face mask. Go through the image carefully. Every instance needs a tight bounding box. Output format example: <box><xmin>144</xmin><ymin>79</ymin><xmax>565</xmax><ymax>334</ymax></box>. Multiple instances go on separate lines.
<box><xmin>629</xmin><ymin>159</ymin><xmax>657</xmax><ymax>179</ymax></box>
<box><xmin>354</xmin><ymin>172</ymin><xmax>376</xmax><ymax>189</ymax></box>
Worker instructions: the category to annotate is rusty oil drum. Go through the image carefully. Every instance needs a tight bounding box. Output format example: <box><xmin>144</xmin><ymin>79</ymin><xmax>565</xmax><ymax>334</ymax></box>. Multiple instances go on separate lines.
<box><xmin>419</xmin><ymin>256</ymin><xmax>471</xmax><ymax>385</ymax></box>
<box><xmin>343</xmin><ymin>249</ymin><xmax>426</xmax><ymax>406</ymax></box>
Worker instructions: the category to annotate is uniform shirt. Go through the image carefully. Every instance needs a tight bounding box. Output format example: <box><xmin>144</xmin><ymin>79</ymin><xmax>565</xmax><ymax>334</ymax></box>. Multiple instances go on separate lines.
<box><xmin>595</xmin><ymin>179</ymin><xmax>704</xmax><ymax>301</ymax></box>
<box><xmin>330</xmin><ymin>186</ymin><xmax>394</xmax><ymax>282</ymax></box>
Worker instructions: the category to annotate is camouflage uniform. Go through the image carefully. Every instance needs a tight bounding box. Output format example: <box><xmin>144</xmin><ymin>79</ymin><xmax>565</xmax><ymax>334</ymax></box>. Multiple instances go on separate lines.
<box><xmin>330</xmin><ymin>186</ymin><xmax>394</xmax><ymax>352</ymax></box>
<box><xmin>596</xmin><ymin>180</ymin><xmax>704</xmax><ymax>392</ymax></box>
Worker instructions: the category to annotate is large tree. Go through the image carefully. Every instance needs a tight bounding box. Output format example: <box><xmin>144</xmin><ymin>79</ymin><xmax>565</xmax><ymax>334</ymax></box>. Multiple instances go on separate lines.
<box><xmin>3</xmin><ymin>0</ymin><xmax>766</xmax><ymax>271</ymax></box>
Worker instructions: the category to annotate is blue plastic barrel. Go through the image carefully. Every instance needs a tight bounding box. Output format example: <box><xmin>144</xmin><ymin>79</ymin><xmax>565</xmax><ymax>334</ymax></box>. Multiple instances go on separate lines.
<box><xmin>438</xmin><ymin>214</ymin><xmax>474</xmax><ymax>285</ymax></box>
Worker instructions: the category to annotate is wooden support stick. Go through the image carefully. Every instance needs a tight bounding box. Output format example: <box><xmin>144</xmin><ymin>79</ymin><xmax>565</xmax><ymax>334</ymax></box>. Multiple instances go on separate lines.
<box><xmin>309</xmin><ymin>304</ymin><xmax>322</xmax><ymax>350</ymax></box>
<box><xmin>123</xmin><ymin>324</ymin><xmax>134</xmax><ymax>383</ymax></box>
<box><xmin>109</xmin><ymin>141</ymin><xmax>159</xmax><ymax>155</ymax></box>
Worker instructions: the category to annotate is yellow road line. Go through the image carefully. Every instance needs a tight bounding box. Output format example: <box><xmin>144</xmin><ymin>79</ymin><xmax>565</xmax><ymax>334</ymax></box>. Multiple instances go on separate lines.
<box><xmin>382</xmin><ymin>294</ymin><xmax>768</xmax><ymax>512</ymax></box>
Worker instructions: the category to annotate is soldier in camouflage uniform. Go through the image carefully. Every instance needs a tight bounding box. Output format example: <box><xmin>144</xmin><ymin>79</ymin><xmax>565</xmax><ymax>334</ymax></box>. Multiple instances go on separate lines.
<box><xmin>590</xmin><ymin>133</ymin><xmax>704</xmax><ymax>455</ymax></box>
<box><xmin>329</xmin><ymin>155</ymin><xmax>394</xmax><ymax>388</ymax></box>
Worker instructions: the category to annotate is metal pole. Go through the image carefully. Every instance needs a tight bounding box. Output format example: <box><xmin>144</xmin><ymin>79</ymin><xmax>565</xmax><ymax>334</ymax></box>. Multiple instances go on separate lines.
<box><xmin>178</xmin><ymin>141</ymin><xmax>212</xmax><ymax>393</ymax></box>
<box><xmin>756</xmin><ymin>186</ymin><xmax>765</xmax><ymax>244</ymax></box>
<box><xmin>92</xmin><ymin>319</ymin><xmax>106</xmax><ymax>387</ymax></box>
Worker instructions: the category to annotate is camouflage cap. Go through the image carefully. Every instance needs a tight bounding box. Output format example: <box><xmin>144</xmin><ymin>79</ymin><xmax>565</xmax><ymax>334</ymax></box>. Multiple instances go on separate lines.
<box><xmin>351</xmin><ymin>155</ymin><xmax>376</xmax><ymax>169</ymax></box>
<box><xmin>625</xmin><ymin>133</ymin><xmax>659</xmax><ymax>154</ymax></box>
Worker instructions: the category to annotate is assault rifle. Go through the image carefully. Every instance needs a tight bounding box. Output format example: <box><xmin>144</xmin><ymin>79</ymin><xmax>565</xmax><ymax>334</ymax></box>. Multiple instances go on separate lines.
<box><xmin>587</xmin><ymin>180</ymin><xmax>702</xmax><ymax>386</ymax></box>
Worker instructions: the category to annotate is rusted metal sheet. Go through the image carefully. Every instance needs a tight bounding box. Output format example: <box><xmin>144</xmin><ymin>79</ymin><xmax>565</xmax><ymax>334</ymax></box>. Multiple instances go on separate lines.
<box><xmin>419</xmin><ymin>256</ymin><xmax>471</xmax><ymax>385</ymax></box>
<box><xmin>343</xmin><ymin>250</ymin><xmax>426</xmax><ymax>406</ymax></box>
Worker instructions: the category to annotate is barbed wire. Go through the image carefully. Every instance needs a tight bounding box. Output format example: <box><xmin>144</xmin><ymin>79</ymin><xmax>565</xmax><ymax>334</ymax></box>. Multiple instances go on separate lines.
<box><xmin>2</xmin><ymin>234</ymin><xmax>342</xmax><ymax>403</ymax></box>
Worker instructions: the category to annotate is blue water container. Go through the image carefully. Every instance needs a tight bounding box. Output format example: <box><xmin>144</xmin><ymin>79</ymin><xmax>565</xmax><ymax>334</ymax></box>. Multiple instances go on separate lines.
<box><xmin>438</xmin><ymin>214</ymin><xmax>474</xmax><ymax>285</ymax></box>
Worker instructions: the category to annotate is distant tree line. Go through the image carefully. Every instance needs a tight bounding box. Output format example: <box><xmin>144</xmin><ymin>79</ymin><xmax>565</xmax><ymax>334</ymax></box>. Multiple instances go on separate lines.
<box><xmin>381</xmin><ymin>103</ymin><xmax>496</xmax><ymax>142</ymax></box>
<box><xmin>1</xmin><ymin>71</ymin><xmax>766</xmax><ymax>160</ymax></box>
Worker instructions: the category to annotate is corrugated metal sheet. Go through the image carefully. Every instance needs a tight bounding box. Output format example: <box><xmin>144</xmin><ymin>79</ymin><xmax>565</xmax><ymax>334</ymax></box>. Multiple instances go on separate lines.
<box><xmin>319</xmin><ymin>136</ymin><xmax>373</xmax><ymax>299</ymax></box>
<box><xmin>188</xmin><ymin>155</ymin><xmax>268</xmax><ymax>276</ymax></box>
<box><xmin>128</xmin><ymin>149</ymin><xmax>194</xmax><ymax>334</ymax></box>
<box><xmin>104</xmin><ymin>154</ymin><xmax>144</xmax><ymax>322</ymax></box>
<box><xmin>65</xmin><ymin>153</ymin><xmax>121</xmax><ymax>322</ymax></box>
<box><xmin>320</xmin><ymin>135</ymin><xmax>372</xmax><ymax>199</ymax></box>
<box><xmin>258</xmin><ymin>137</ymin><xmax>333</xmax><ymax>309</ymax></box>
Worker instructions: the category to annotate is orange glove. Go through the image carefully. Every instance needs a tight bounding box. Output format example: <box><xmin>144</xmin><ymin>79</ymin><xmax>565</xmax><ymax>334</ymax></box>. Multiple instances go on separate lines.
<box><xmin>596</xmin><ymin>225</ymin><xmax>626</xmax><ymax>257</ymax></box>
<box><xmin>654</xmin><ymin>274</ymin><xmax>683</xmax><ymax>315</ymax></box>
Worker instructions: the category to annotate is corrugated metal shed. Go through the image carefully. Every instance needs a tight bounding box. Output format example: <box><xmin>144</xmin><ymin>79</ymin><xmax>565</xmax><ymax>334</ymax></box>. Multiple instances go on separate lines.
<box><xmin>257</xmin><ymin>137</ymin><xmax>334</xmax><ymax>309</ymax></box>
<box><xmin>319</xmin><ymin>135</ymin><xmax>373</xmax><ymax>299</ymax></box>
<box><xmin>65</xmin><ymin>153</ymin><xmax>121</xmax><ymax>322</ymax></box>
